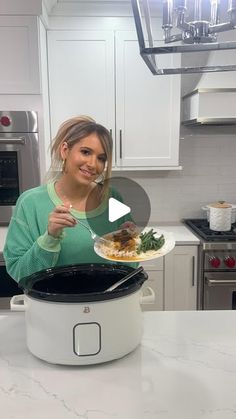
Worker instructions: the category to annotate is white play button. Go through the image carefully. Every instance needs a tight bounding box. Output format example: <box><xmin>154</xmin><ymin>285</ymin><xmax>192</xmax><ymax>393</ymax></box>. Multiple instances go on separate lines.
<box><xmin>86</xmin><ymin>177</ymin><xmax>151</xmax><ymax>236</ymax></box>
<box><xmin>108</xmin><ymin>197</ymin><xmax>131</xmax><ymax>222</ymax></box>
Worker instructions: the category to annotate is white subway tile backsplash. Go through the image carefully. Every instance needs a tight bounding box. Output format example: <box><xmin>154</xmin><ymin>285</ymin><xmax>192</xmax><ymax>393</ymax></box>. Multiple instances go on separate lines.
<box><xmin>219</xmin><ymin>165</ymin><xmax>236</xmax><ymax>176</ymax></box>
<box><xmin>181</xmin><ymin>165</ymin><xmax>220</xmax><ymax>176</ymax></box>
<box><xmin>218</xmin><ymin>147</ymin><xmax>236</xmax><ymax>164</ymax></box>
<box><xmin>181</xmin><ymin>151</ymin><xmax>221</xmax><ymax>166</ymax></box>
<box><xmin>218</xmin><ymin>184</ymin><xmax>236</xmax><ymax>196</ymax></box>
<box><xmin>124</xmin><ymin>133</ymin><xmax>236</xmax><ymax>222</ymax></box>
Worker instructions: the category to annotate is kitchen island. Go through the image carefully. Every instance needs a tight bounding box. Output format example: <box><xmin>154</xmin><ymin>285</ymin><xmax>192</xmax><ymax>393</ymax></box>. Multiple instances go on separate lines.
<box><xmin>0</xmin><ymin>310</ymin><xmax>236</xmax><ymax>419</ymax></box>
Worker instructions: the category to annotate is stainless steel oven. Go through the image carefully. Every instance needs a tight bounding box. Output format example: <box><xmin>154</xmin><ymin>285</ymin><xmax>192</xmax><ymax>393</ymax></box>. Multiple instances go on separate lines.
<box><xmin>0</xmin><ymin>111</ymin><xmax>40</xmax><ymax>225</ymax></box>
<box><xmin>204</xmin><ymin>272</ymin><xmax>236</xmax><ymax>310</ymax></box>
<box><xmin>184</xmin><ymin>219</ymin><xmax>236</xmax><ymax>310</ymax></box>
<box><xmin>203</xmin><ymin>245</ymin><xmax>236</xmax><ymax>309</ymax></box>
<box><xmin>0</xmin><ymin>256</ymin><xmax>22</xmax><ymax>309</ymax></box>
<box><xmin>0</xmin><ymin>228</ymin><xmax>21</xmax><ymax>309</ymax></box>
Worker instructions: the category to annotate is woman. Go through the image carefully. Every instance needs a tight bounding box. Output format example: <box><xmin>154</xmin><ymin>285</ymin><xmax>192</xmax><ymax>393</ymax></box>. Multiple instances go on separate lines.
<box><xmin>3</xmin><ymin>115</ymin><xmax>135</xmax><ymax>283</ymax></box>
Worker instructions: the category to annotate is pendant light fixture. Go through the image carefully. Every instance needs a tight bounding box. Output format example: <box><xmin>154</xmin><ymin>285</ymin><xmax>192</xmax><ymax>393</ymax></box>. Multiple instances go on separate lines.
<box><xmin>131</xmin><ymin>0</ymin><xmax>236</xmax><ymax>74</ymax></box>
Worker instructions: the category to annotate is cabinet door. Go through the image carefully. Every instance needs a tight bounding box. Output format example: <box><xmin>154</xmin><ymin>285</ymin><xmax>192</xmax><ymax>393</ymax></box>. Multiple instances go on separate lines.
<box><xmin>47</xmin><ymin>31</ymin><xmax>115</xmax><ymax>141</ymax></box>
<box><xmin>115</xmin><ymin>31</ymin><xmax>181</xmax><ymax>168</ymax></box>
<box><xmin>164</xmin><ymin>246</ymin><xmax>198</xmax><ymax>310</ymax></box>
<box><xmin>141</xmin><ymin>259</ymin><xmax>164</xmax><ymax>311</ymax></box>
<box><xmin>0</xmin><ymin>16</ymin><xmax>40</xmax><ymax>94</ymax></box>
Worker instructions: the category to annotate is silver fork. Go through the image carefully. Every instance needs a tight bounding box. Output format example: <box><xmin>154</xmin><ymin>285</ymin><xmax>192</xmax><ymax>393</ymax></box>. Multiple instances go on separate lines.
<box><xmin>70</xmin><ymin>213</ymin><xmax>110</xmax><ymax>244</ymax></box>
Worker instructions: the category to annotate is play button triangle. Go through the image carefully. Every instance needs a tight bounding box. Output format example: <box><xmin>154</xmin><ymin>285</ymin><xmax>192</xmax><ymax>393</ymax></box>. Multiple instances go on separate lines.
<box><xmin>108</xmin><ymin>197</ymin><xmax>131</xmax><ymax>222</ymax></box>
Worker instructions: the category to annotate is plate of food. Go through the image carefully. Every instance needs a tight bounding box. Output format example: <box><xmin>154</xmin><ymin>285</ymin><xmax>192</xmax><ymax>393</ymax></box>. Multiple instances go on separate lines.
<box><xmin>94</xmin><ymin>227</ymin><xmax>175</xmax><ymax>262</ymax></box>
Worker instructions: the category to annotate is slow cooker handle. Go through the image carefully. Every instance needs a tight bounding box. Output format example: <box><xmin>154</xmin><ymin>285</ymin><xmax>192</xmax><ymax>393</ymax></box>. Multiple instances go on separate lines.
<box><xmin>10</xmin><ymin>294</ymin><xmax>25</xmax><ymax>311</ymax></box>
<box><xmin>140</xmin><ymin>286</ymin><xmax>155</xmax><ymax>305</ymax></box>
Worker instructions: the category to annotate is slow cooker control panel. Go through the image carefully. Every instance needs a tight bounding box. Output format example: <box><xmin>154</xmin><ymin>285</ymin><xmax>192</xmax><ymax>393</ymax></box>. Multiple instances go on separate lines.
<box><xmin>73</xmin><ymin>322</ymin><xmax>101</xmax><ymax>356</ymax></box>
<box><xmin>205</xmin><ymin>252</ymin><xmax>236</xmax><ymax>270</ymax></box>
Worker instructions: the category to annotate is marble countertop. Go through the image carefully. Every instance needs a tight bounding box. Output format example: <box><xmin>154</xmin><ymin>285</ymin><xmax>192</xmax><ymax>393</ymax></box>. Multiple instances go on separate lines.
<box><xmin>0</xmin><ymin>224</ymin><xmax>199</xmax><ymax>260</ymax></box>
<box><xmin>151</xmin><ymin>224</ymin><xmax>200</xmax><ymax>245</ymax></box>
<box><xmin>1</xmin><ymin>310</ymin><xmax>236</xmax><ymax>419</ymax></box>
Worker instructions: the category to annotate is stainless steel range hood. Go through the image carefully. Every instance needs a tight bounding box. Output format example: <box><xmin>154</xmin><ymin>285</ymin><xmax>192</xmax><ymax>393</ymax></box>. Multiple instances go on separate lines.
<box><xmin>182</xmin><ymin>88</ymin><xmax>236</xmax><ymax>125</ymax></box>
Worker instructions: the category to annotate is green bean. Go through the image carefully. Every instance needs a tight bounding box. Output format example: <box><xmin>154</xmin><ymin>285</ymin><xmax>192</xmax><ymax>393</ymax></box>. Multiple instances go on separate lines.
<box><xmin>136</xmin><ymin>230</ymin><xmax>165</xmax><ymax>254</ymax></box>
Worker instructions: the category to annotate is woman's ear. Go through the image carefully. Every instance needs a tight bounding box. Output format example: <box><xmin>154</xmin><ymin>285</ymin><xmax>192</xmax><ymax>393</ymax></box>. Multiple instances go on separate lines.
<box><xmin>60</xmin><ymin>142</ymin><xmax>69</xmax><ymax>160</ymax></box>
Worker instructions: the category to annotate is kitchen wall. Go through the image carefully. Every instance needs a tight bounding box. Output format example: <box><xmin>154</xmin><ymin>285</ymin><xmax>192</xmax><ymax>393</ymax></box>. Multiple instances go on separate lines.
<box><xmin>123</xmin><ymin>124</ymin><xmax>236</xmax><ymax>223</ymax></box>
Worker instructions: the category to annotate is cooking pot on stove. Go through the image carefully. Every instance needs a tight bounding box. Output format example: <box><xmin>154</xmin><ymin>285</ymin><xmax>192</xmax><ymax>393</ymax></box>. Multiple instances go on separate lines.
<box><xmin>10</xmin><ymin>263</ymin><xmax>153</xmax><ymax>365</ymax></box>
<box><xmin>203</xmin><ymin>201</ymin><xmax>233</xmax><ymax>231</ymax></box>
<box><xmin>202</xmin><ymin>202</ymin><xmax>236</xmax><ymax>224</ymax></box>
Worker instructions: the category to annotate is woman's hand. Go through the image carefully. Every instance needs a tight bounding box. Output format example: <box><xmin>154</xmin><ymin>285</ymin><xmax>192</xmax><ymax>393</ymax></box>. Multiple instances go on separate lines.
<box><xmin>119</xmin><ymin>221</ymin><xmax>137</xmax><ymax>231</ymax></box>
<box><xmin>48</xmin><ymin>204</ymin><xmax>77</xmax><ymax>238</ymax></box>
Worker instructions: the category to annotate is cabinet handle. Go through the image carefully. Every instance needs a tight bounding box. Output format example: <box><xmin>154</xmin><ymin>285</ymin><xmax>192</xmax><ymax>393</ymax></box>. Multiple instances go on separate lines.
<box><xmin>119</xmin><ymin>129</ymin><xmax>122</xmax><ymax>159</ymax></box>
<box><xmin>110</xmin><ymin>129</ymin><xmax>116</xmax><ymax>164</ymax></box>
<box><xmin>192</xmin><ymin>256</ymin><xmax>195</xmax><ymax>287</ymax></box>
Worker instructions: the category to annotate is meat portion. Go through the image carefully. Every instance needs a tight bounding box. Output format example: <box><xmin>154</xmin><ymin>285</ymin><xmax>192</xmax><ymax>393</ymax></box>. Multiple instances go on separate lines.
<box><xmin>112</xmin><ymin>229</ymin><xmax>138</xmax><ymax>252</ymax></box>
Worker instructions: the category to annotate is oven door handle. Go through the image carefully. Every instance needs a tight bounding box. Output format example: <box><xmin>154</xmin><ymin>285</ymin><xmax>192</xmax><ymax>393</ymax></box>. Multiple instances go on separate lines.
<box><xmin>206</xmin><ymin>278</ymin><xmax>236</xmax><ymax>286</ymax></box>
<box><xmin>0</xmin><ymin>137</ymin><xmax>25</xmax><ymax>144</ymax></box>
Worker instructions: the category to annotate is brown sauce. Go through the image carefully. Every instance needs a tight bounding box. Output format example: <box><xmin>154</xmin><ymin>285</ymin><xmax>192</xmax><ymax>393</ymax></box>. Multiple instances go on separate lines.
<box><xmin>107</xmin><ymin>254</ymin><xmax>140</xmax><ymax>261</ymax></box>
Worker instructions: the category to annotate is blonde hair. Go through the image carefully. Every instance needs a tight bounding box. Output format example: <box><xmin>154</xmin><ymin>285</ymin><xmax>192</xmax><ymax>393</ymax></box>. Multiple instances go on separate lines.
<box><xmin>45</xmin><ymin>115</ymin><xmax>113</xmax><ymax>201</ymax></box>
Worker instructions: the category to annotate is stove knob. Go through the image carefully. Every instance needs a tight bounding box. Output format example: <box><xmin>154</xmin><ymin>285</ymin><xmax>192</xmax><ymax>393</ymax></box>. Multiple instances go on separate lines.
<box><xmin>224</xmin><ymin>256</ymin><xmax>236</xmax><ymax>268</ymax></box>
<box><xmin>209</xmin><ymin>256</ymin><xmax>221</xmax><ymax>268</ymax></box>
<box><xmin>0</xmin><ymin>115</ymin><xmax>11</xmax><ymax>126</ymax></box>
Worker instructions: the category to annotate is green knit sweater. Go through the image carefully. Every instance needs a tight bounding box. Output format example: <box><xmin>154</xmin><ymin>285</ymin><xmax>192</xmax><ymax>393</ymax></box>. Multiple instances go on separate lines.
<box><xmin>3</xmin><ymin>183</ymin><xmax>137</xmax><ymax>283</ymax></box>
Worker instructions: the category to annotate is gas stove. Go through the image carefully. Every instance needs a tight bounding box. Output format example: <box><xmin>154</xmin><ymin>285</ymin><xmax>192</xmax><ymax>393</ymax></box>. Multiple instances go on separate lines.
<box><xmin>184</xmin><ymin>219</ymin><xmax>236</xmax><ymax>242</ymax></box>
<box><xmin>184</xmin><ymin>218</ymin><xmax>236</xmax><ymax>267</ymax></box>
<box><xmin>183</xmin><ymin>218</ymin><xmax>236</xmax><ymax>310</ymax></box>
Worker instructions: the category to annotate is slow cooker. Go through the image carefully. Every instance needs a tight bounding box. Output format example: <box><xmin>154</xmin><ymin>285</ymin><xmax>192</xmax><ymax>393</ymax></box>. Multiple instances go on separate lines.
<box><xmin>11</xmin><ymin>263</ymin><xmax>154</xmax><ymax>365</ymax></box>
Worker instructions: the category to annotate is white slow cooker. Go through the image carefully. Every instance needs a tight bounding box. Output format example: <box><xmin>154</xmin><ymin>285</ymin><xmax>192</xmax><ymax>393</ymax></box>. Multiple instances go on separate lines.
<box><xmin>11</xmin><ymin>263</ymin><xmax>154</xmax><ymax>365</ymax></box>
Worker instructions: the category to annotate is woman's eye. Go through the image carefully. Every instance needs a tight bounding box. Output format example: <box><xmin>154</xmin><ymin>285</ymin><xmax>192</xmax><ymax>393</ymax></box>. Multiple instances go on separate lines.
<box><xmin>80</xmin><ymin>149</ymin><xmax>106</xmax><ymax>162</ymax></box>
<box><xmin>81</xmin><ymin>149</ymin><xmax>90</xmax><ymax>156</ymax></box>
<box><xmin>98</xmin><ymin>156</ymin><xmax>107</xmax><ymax>163</ymax></box>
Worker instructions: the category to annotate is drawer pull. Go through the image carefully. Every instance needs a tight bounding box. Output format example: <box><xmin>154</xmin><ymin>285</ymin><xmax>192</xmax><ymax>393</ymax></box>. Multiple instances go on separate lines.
<box><xmin>192</xmin><ymin>256</ymin><xmax>195</xmax><ymax>287</ymax></box>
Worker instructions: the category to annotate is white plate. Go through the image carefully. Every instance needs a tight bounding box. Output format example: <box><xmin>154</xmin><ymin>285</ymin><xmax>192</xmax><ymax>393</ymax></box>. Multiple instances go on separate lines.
<box><xmin>94</xmin><ymin>229</ymin><xmax>175</xmax><ymax>262</ymax></box>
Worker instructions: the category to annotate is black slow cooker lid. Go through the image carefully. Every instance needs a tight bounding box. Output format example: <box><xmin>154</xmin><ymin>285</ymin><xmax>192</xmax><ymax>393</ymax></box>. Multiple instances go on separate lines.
<box><xmin>18</xmin><ymin>263</ymin><xmax>148</xmax><ymax>303</ymax></box>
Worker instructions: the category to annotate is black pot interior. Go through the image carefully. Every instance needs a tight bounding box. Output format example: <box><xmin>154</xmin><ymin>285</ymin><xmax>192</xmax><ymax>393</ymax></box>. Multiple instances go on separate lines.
<box><xmin>19</xmin><ymin>263</ymin><xmax>148</xmax><ymax>302</ymax></box>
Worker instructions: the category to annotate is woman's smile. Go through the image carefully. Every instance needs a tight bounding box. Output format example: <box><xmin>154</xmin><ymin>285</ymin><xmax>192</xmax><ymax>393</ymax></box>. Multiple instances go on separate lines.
<box><xmin>79</xmin><ymin>167</ymin><xmax>96</xmax><ymax>178</ymax></box>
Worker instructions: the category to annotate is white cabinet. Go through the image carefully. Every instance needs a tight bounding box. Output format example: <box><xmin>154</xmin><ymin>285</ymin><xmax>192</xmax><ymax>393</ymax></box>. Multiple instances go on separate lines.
<box><xmin>47</xmin><ymin>30</ymin><xmax>115</xmax><ymax>141</ymax></box>
<box><xmin>47</xmin><ymin>30</ymin><xmax>181</xmax><ymax>169</ymax></box>
<box><xmin>115</xmin><ymin>31</ymin><xmax>180</xmax><ymax>168</ymax></box>
<box><xmin>0</xmin><ymin>16</ymin><xmax>40</xmax><ymax>94</ymax></box>
<box><xmin>164</xmin><ymin>245</ymin><xmax>198</xmax><ymax>310</ymax></box>
<box><xmin>141</xmin><ymin>245</ymin><xmax>198</xmax><ymax>312</ymax></box>
<box><xmin>141</xmin><ymin>258</ymin><xmax>164</xmax><ymax>311</ymax></box>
